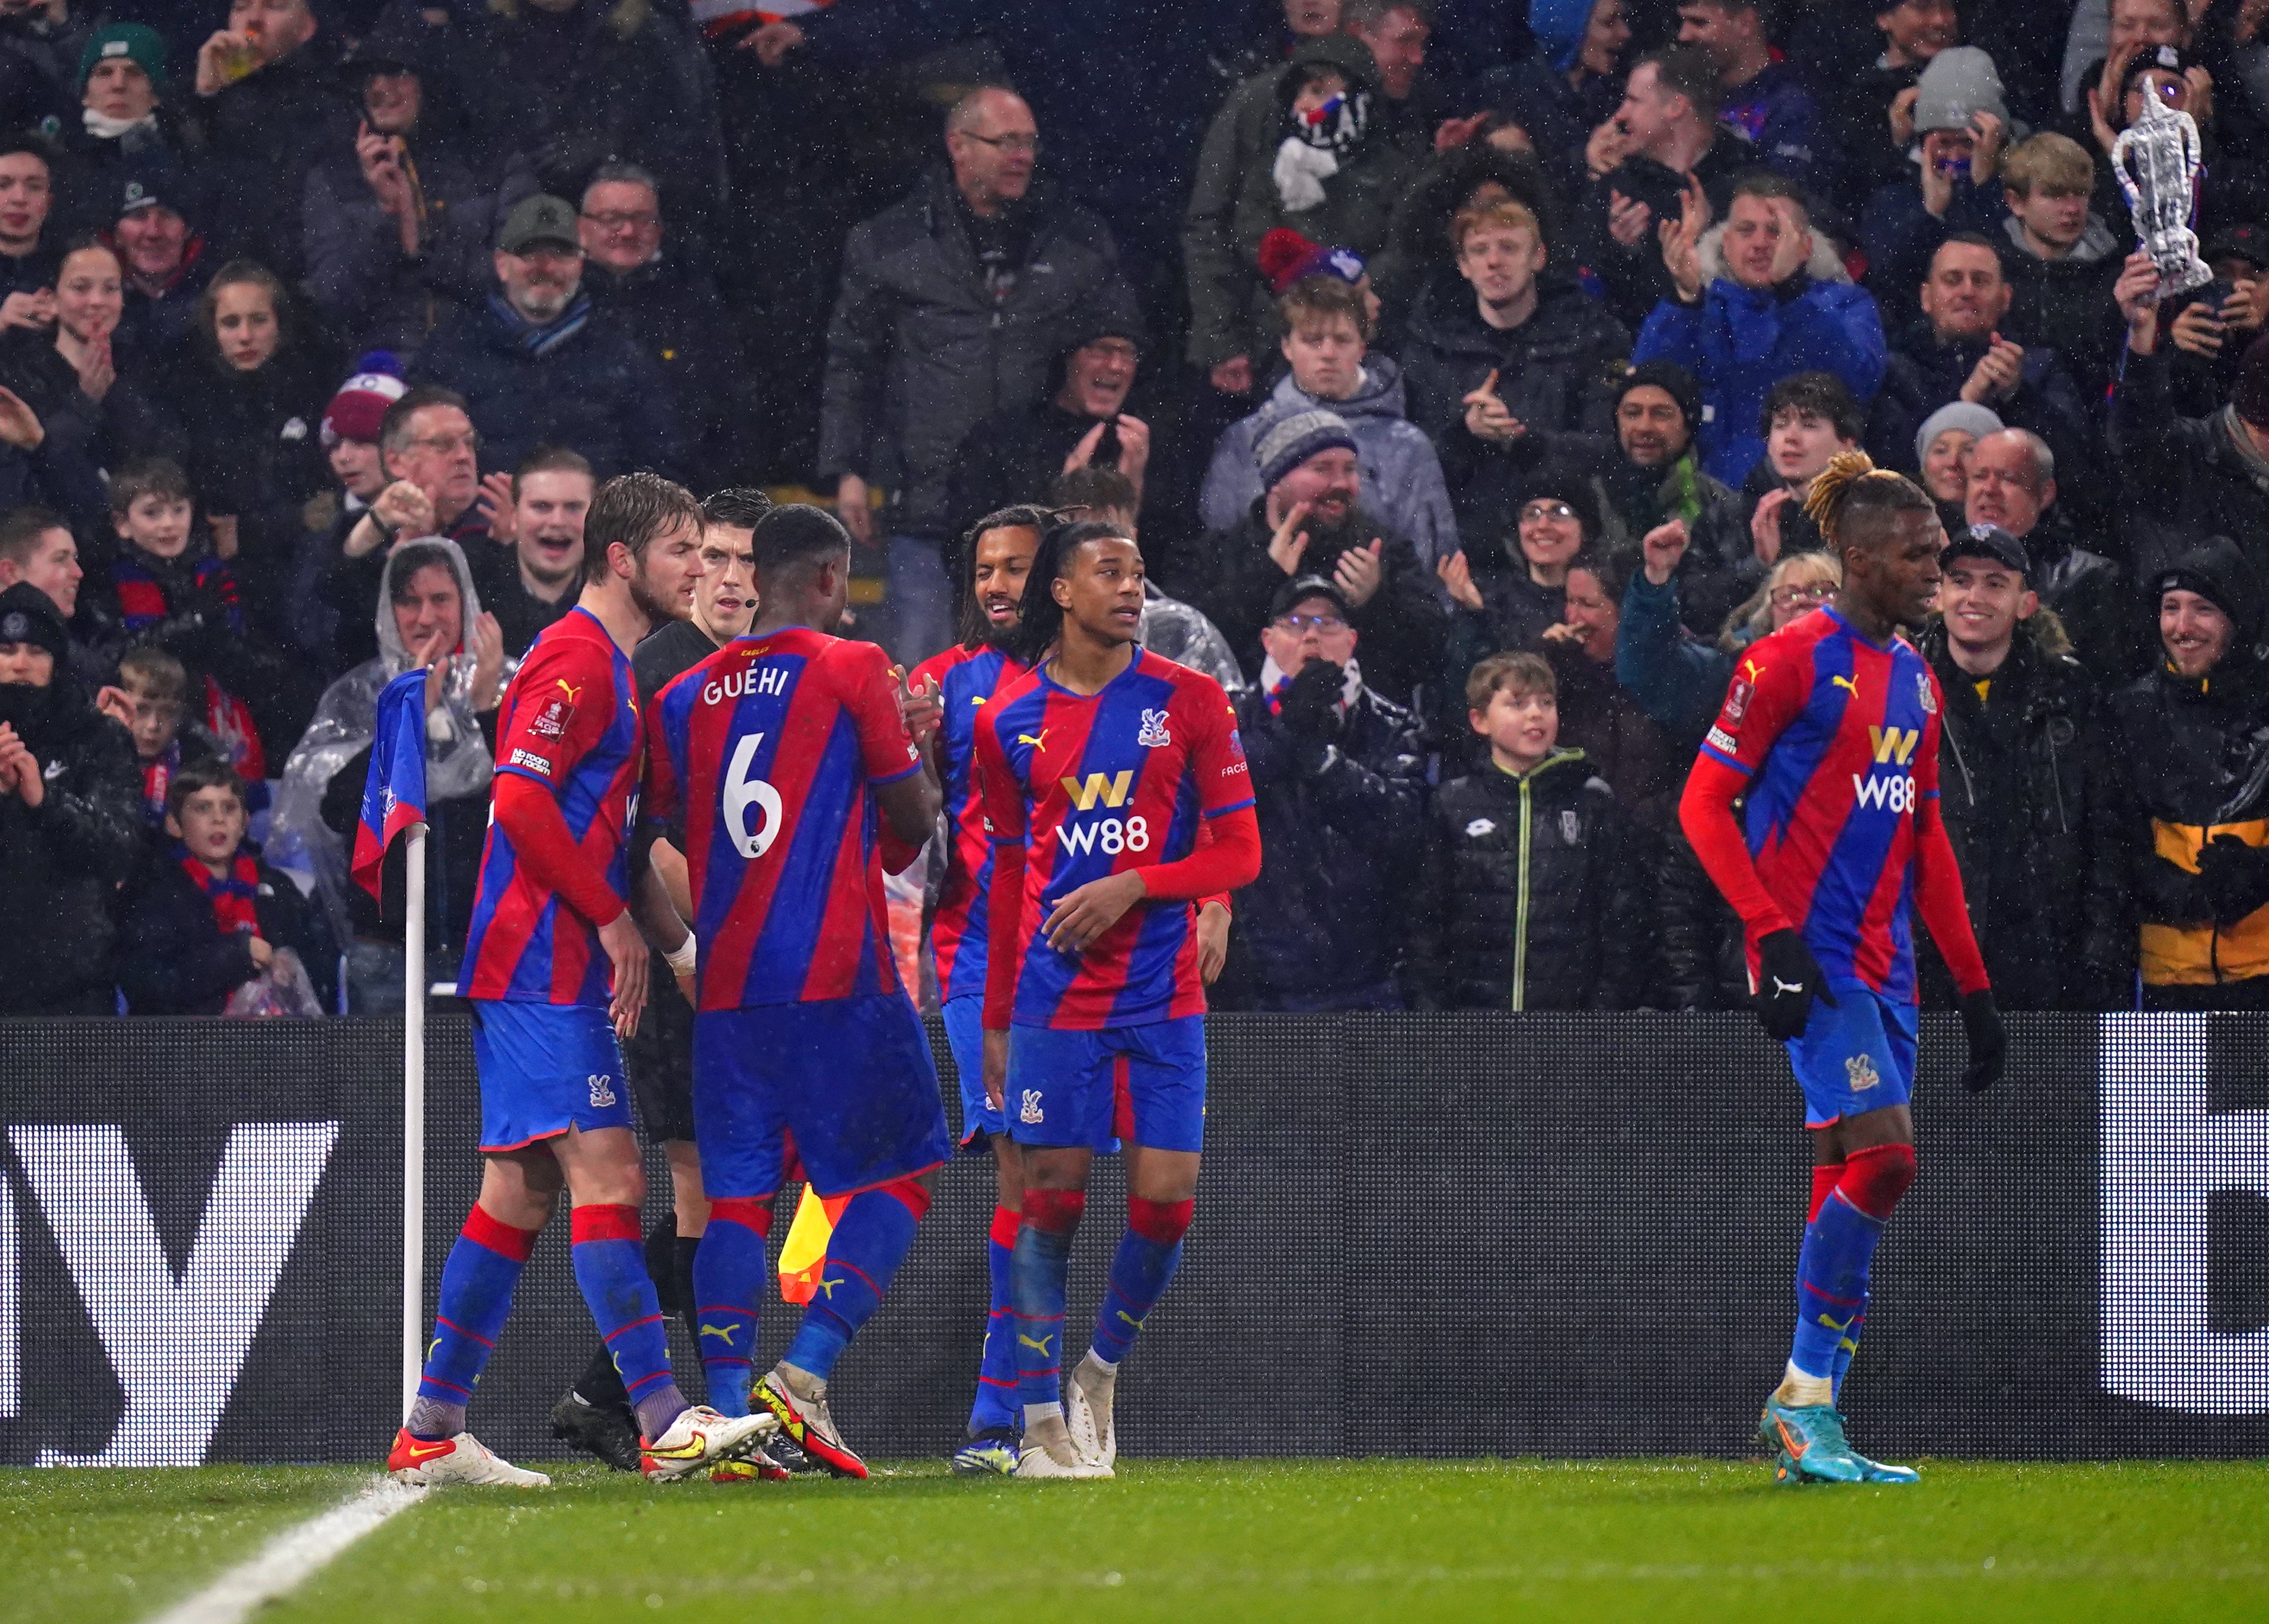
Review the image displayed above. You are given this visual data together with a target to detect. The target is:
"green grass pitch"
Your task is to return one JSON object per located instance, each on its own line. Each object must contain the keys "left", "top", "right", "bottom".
{"left": 6, "top": 1460, "right": 2268, "bottom": 1624}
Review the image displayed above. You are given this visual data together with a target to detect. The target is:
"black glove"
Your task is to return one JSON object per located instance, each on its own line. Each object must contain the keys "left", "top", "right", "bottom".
{"left": 1754, "top": 929, "right": 1835, "bottom": 1042}
{"left": 1277, "top": 660, "right": 1342, "bottom": 771}
{"left": 2195, "top": 835, "right": 2269, "bottom": 927}
{"left": 1957, "top": 988, "right": 2005, "bottom": 1093}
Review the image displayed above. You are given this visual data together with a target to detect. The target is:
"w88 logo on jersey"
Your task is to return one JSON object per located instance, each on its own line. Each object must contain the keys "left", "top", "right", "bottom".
{"left": 1851, "top": 725, "right": 1919, "bottom": 812}
{"left": 1057, "top": 814, "right": 1151, "bottom": 857}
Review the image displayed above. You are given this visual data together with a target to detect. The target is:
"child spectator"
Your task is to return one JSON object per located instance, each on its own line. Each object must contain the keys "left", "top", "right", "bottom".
{"left": 1744, "top": 372, "right": 1864, "bottom": 564}
{"left": 100, "top": 454, "right": 296, "bottom": 788}
{"left": 93, "top": 642, "right": 222, "bottom": 827}
{"left": 1995, "top": 132, "right": 2124, "bottom": 404}
{"left": 1404, "top": 651, "right": 1651, "bottom": 1010}
{"left": 115, "top": 758, "right": 331, "bottom": 1016}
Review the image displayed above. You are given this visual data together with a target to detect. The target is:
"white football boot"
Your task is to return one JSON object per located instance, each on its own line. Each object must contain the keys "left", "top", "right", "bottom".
{"left": 387, "top": 1429, "right": 549, "bottom": 1488}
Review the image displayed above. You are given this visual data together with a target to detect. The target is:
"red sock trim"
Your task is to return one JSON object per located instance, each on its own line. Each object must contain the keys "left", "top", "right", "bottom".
{"left": 708, "top": 1196, "right": 774, "bottom": 1238}
{"left": 1023, "top": 1187, "right": 1086, "bottom": 1234}
{"left": 1807, "top": 1163, "right": 1846, "bottom": 1225}
{"left": 878, "top": 1177, "right": 932, "bottom": 1222}
{"left": 1128, "top": 1196, "right": 1195, "bottom": 1245}
{"left": 463, "top": 1204, "right": 539, "bottom": 1263}
{"left": 1837, "top": 1143, "right": 1917, "bottom": 1221}
{"left": 570, "top": 1202, "right": 642, "bottom": 1244}
{"left": 988, "top": 1205, "right": 1022, "bottom": 1249}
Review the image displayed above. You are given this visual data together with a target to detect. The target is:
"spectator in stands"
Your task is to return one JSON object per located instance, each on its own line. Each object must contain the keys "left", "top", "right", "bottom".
{"left": 949, "top": 322, "right": 1151, "bottom": 571}
{"left": 1540, "top": 543, "right": 1677, "bottom": 830}
{"left": 1399, "top": 198, "right": 1628, "bottom": 549}
{"left": 0, "top": 1, "right": 92, "bottom": 137}
{"left": 1406, "top": 649, "right": 1650, "bottom": 1009}
{"left": 0, "top": 238, "right": 178, "bottom": 499}
{"left": 276, "top": 537, "right": 505, "bottom": 1013}
{"left": 191, "top": 0, "right": 343, "bottom": 281}
{"left": 1914, "top": 522, "right": 2127, "bottom": 1008}
{"left": 1216, "top": 573, "right": 1428, "bottom": 1012}
{"left": 819, "top": 86, "right": 1138, "bottom": 663}
{"left": 2109, "top": 537, "right": 2269, "bottom": 1011}
{"left": 0, "top": 501, "right": 93, "bottom": 682}
{"left": 414, "top": 193, "right": 689, "bottom": 483}
{"left": 576, "top": 163, "right": 744, "bottom": 489}
{"left": 1193, "top": 406, "right": 1444, "bottom": 702}
{"left": 1616, "top": 528, "right": 1840, "bottom": 740}
{"left": 1676, "top": 0, "right": 1838, "bottom": 201}
{"left": 303, "top": 54, "right": 532, "bottom": 360}
{"left": 473, "top": 446, "right": 589, "bottom": 657}
{"left": 1856, "top": 47, "right": 2012, "bottom": 328}
{"left": 1366, "top": 139, "right": 1556, "bottom": 342}
{"left": 1634, "top": 172, "right": 1887, "bottom": 486}
{"left": 1915, "top": 399, "right": 2004, "bottom": 534}
{"left": 1744, "top": 371, "right": 1864, "bottom": 566}
{"left": 1965, "top": 426, "right": 2144, "bottom": 682}
{"left": 1585, "top": 360, "right": 1749, "bottom": 635}
{"left": 92, "top": 643, "right": 222, "bottom": 828}
{"left": 1994, "top": 133, "right": 2125, "bottom": 404}
{"left": 285, "top": 360, "right": 407, "bottom": 666}
{"left": 1870, "top": 235, "right": 2098, "bottom": 519}
{"left": 1203, "top": 274, "right": 1457, "bottom": 567}
{"left": 111, "top": 167, "right": 212, "bottom": 359}
{"left": 0, "top": 579, "right": 139, "bottom": 1015}
{"left": 1823, "top": 0, "right": 1962, "bottom": 201}
{"left": 160, "top": 260, "right": 338, "bottom": 638}
{"left": 1581, "top": 45, "right": 1752, "bottom": 327}
{"left": 1477, "top": 0, "right": 1631, "bottom": 170}
{"left": 1049, "top": 466, "right": 1250, "bottom": 695}
{"left": 117, "top": 759, "right": 330, "bottom": 1016}
{"left": 2111, "top": 260, "right": 2269, "bottom": 585}
{"left": 0, "top": 132, "right": 57, "bottom": 318}
{"left": 1183, "top": 34, "right": 1414, "bottom": 396}
{"left": 51, "top": 24, "right": 186, "bottom": 243}
{"left": 323, "top": 384, "right": 490, "bottom": 671}
{"left": 1437, "top": 476, "right": 1593, "bottom": 683}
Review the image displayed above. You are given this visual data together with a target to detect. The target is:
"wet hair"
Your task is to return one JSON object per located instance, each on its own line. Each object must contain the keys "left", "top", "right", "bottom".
{"left": 1803, "top": 450, "right": 1934, "bottom": 550}
{"left": 386, "top": 540, "right": 457, "bottom": 602}
{"left": 583, "top": 471, "right": 703, "bottom": 587}
{"left": 110, "top": 455, "right": 191, "bottom": 514}
{"left": 117, "top": 642, "right": 187, "bottom": 702}
{"left": 1467, "top": 650, "right": 1555, "bottom": 712}
{"left": 166, "top": 757, "right": 248, "bottom": 822}
{"left": 701, "top": 487, "right": 774, "bottom": 530}
{"left": 1002, "top": 517, "right": 1132, "bottom": 667}
{"left": 511, "top": 445, "right": 591, "bottom": 498}
{"left": 955, "top": 502, "right": 1054, "bottom": 650}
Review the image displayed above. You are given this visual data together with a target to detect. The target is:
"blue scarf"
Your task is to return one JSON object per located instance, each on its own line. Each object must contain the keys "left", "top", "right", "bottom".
{"left": 487, "top": 290, "right": 591, "bottom": 359}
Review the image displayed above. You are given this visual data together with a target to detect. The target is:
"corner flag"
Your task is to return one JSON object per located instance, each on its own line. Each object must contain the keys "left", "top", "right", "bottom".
{"left": 353, "top": 670, "right": 429, "bottom": 903}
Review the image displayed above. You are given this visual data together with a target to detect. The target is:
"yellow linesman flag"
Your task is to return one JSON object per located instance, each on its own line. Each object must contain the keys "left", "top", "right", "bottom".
{"left": 777, "top": 1185, "right": 849, "bottom": 1304}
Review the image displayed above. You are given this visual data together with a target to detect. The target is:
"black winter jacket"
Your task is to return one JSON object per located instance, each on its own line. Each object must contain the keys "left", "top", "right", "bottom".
{"left": 2110, "top": 345, "right": 2269, "bottom": 586}
{"left": 1656, "top": 823, "right": 1750, "bottom": 1010}
{"left": 0, "top": 678, "right": 142, "bottom": 1014}
{"left": 115, "top": 843, "right": 332, "bottom": 1016}
{"left": 583, "top": 254, "right": 748, "bottom": 489}
{"left": 1213, "top": 677, "right": 1428, "bottom": 1008}
{"left": 818, "top": 170, "right": 1138, "bottom": 541}
{"left": 1398, "top": 275, "right": 1628, "bottom": 547}
{"left": 1917, "top": 622, "right": 2129, "bottom": 1009}
{"left": 195, "top": 40, "right": 352, "bottom": 281}
{"left": 1192, "top": 500, "right": 1448, "bottom": 707}
{"left": 1406, "top": 749, "right": 1651, "bottom": 1010}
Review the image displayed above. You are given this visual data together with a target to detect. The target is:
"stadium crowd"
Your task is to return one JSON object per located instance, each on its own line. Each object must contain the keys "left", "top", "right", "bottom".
{"left": 5, "top": 0, "right": 2269, "bottom": 1020}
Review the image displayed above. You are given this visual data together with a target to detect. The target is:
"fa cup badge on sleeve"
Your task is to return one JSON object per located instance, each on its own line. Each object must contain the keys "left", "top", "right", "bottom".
{"left": 2113, "top": 92, "right": 2213, "bottom": 299}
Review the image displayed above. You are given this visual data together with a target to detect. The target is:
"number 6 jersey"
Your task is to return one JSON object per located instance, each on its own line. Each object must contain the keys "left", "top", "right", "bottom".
{"left": 972, "top": 649, "right": 1253, "bottom": 1029}
{"left": 644, "top": 626, "right": 923, "bottom": 1012}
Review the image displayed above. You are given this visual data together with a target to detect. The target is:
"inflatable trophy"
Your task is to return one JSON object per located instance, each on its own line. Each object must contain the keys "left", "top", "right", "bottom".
{"left": 2112, "top": 91, "right": 2213, "bottom": 298}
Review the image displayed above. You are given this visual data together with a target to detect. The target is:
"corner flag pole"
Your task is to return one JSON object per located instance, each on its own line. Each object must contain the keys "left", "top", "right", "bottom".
{"left": 401, "top": 821, "right": 429, "bottom": 1418}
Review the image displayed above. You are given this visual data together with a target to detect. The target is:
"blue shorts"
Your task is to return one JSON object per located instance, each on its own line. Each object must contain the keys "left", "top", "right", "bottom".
{"left": 471, "top": 999, "right": 632, "bottom": 1153}
{"left": 692, "top": 994, "right": 952, "bottom": 1200}
{"left": 1007, "top": 1016, "right": 1206, "bottom": 1154}
{"left": 1787, "top": 983, "right": 1917, "bottom": 1128}
{"left": 947, "top": 996, "right": 1127, "bottom": 1153}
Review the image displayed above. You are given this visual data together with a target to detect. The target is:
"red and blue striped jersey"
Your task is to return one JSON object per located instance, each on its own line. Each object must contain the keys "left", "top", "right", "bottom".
{"left": 645, "top": 626, "right": 924, "bottom": 1012}
{"left": 1695, "top": 605, "right": 1947, "bottom": 1002}
{"left": 909, "top": 642, "right": 1026, "bottom": 1004}
{"left": 973, "top": 650, "right": 1252, "bottom": 1029}
{"left": 461, "top": 607, "right": 642, "bottom": 1005}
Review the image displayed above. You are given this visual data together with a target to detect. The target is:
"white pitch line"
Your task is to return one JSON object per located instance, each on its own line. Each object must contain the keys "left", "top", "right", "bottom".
{"left": 146, "top": 1477, "right": 425, "bottom": 1624}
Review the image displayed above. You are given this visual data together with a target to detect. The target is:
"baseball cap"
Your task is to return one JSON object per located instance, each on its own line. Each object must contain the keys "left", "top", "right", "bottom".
{"left": 497, "top": 194, "right": 580, "bottom": 256}
{"left": 1942, "top": 523, "right": 2028, "bottom": 576}
{"left": 1269, "top": 575, "right": 1352, "bottom": 622}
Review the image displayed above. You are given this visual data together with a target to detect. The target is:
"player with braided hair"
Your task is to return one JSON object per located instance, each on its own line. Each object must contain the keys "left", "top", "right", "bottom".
{"left": 1678, "top": 450, "right": 2006, "bottom": 1486}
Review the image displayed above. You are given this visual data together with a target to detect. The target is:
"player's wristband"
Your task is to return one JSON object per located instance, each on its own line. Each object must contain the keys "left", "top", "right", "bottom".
{"left": 664, "top": 933, "right": 697, "bottom": 977}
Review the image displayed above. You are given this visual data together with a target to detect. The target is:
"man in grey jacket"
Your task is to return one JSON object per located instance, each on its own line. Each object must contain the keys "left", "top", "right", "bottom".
{"left": 818, "top": 85, "right": 1140, "bottom": 664}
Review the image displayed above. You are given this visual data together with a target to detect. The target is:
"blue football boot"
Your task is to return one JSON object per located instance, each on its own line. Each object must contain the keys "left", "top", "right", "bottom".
{"left": 1758, "top": 1398, "right": 1865, "bottom": 1483}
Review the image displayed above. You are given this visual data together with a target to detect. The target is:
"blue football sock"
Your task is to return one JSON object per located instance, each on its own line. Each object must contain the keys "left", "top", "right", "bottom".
{"left": 407, "top": 1206, "right": 537, "bottom": 1437}
{"left": 571, "top": 1203, "right": 688, "bottom": 1441}
{"left": 1789, "top": 1192, "right": 1885, "bottom": 1384}
{"left": 969, "top": 1205, "right": 1023, "bottom": 1432}
{"left": 692, "top": 1198, "right": 773, "bottom": 1418}
{"left": 1832, "top": 1305, "right": 1867, "bottom": 1403}
{"left": 1011, "top": 1190, "right": 1084, "bottom": 1422}
{"left": 1088, "top": 1197, "right": 1191, "bottom": 1367}
{"left": 783, "top": 1182, "right": 928, "bottom": 1382}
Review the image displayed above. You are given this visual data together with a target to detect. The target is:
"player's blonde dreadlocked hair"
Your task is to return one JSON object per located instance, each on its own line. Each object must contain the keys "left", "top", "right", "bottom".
{"left": 1801, "top": 450, "right": 1933, "bottom": 549}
